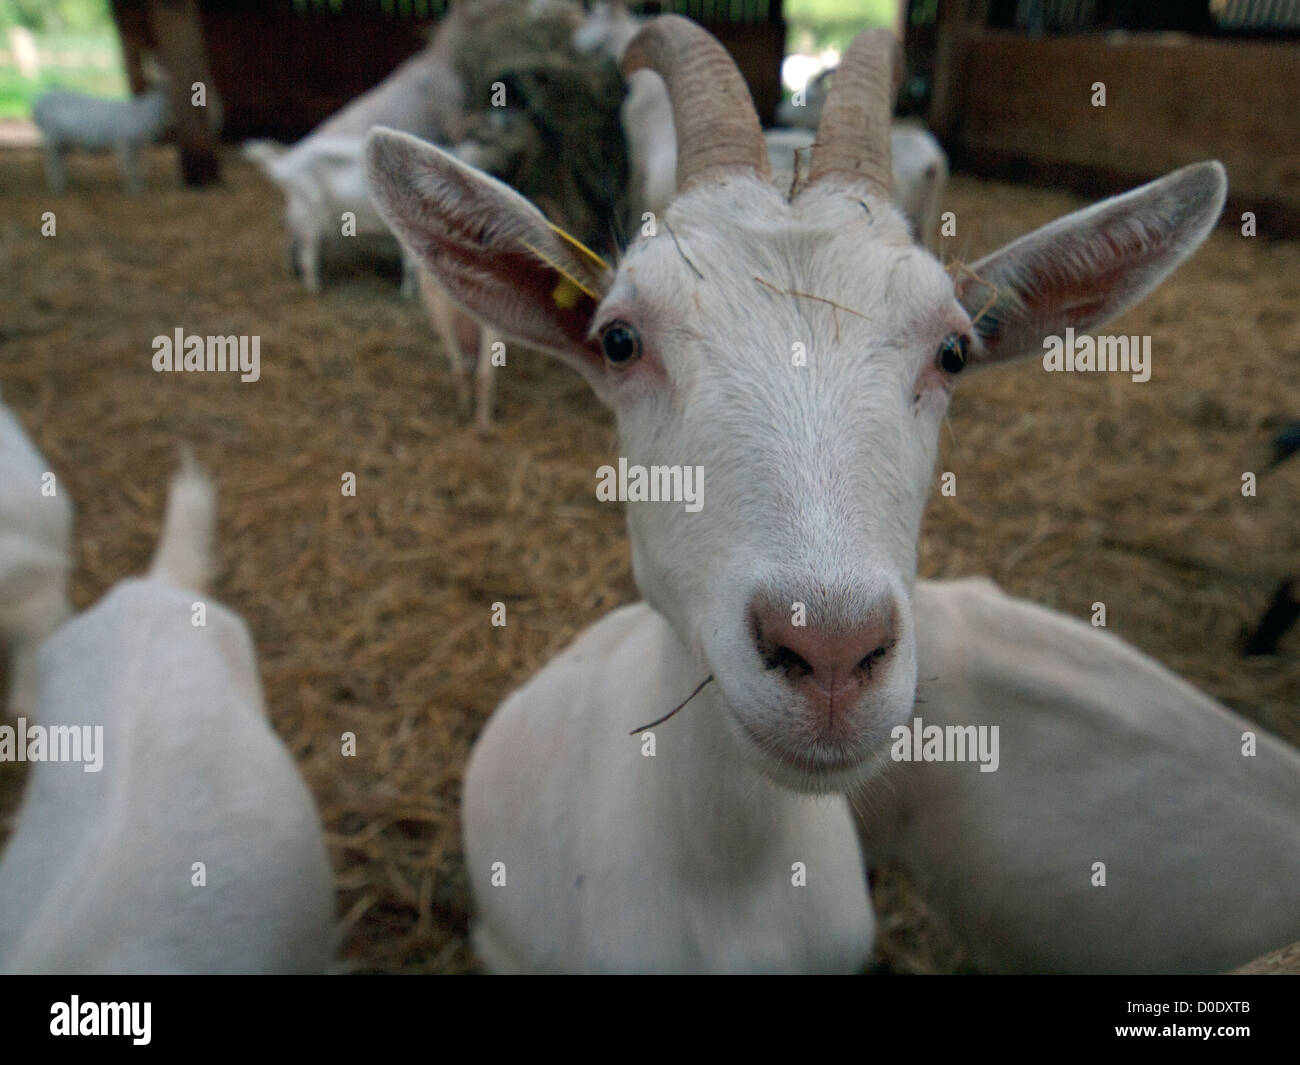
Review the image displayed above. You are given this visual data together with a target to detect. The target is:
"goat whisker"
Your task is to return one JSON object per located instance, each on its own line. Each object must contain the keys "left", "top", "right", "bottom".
{"left": 628, "top": 673, "right": 714, "bottom": 736}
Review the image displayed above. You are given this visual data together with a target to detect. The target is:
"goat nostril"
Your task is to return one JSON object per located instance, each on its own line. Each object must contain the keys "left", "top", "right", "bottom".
{"left": 751, "top": 600, "right": 898, "bottom": 694}
{"left": 764, "top": 644, "right": 814, "bottom": 679}
{"left": 856, "top": 639, "right": 895, "bottom": 677}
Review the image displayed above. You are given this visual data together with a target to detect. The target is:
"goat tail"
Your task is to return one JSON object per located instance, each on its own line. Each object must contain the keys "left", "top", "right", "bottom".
{"left": 242, "top": 139, "right": 288, "bottom": 180}
{"left": 148, "top": 447, "right": 216, "bottom": 594}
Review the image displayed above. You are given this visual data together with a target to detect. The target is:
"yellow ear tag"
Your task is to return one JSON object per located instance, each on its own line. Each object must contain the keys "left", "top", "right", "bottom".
{"left": 521, "top": 222, "right": 611, "bottom": 309}
{"left": 551, "top": 275, "right": 584, "bottom": 310}
{"left": 546, "top": 223, "right": 610, "bottom": 276}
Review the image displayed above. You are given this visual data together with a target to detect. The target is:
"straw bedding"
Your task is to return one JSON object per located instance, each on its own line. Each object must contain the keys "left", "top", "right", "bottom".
{"left": 0, "top": 145, "right": 1296, "bottom": 972}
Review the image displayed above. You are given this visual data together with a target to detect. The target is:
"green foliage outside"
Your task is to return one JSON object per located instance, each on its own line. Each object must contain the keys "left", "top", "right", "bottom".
{"left": 0, "top": 0, "right": 126, "bottom": 119}
{"left": 786, "top": 0, "right": 897, "bottom": 54}
{"left": 1, "top": 0, "right": 113, "bottom": 32}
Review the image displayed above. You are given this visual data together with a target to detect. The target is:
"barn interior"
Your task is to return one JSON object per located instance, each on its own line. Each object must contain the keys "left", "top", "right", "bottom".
{"left": 1, "top": 0, "right": 1297, "bottom": 975}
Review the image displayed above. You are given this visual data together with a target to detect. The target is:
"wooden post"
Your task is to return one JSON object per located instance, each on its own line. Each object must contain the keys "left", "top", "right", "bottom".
{"left": 110, "top": 0, "right": 154, "bottom": 97}
{"left": 145, "top": 0, "right": 221, "bottom": 187}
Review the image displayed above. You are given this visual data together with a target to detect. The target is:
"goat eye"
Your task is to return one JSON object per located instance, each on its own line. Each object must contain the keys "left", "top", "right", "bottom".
{"left": 601, "top": 321, "right": 641, "bottom": 365}
{"left": 937, "top": 333, "right": 969, "bottom": 374}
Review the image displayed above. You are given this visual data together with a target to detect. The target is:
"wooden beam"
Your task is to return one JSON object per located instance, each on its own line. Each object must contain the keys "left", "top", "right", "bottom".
{"left": 146, "top": 0, "right": 221, "bottom": 187}
{"left": 927, "top": 0, "right": 983, "bottom": 141}
{"left": 110, "top": 0, "right": 154, "bottom": 97}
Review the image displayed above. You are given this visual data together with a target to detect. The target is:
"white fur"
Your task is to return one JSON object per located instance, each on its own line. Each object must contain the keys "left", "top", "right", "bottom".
{"left": 0, "top": 398, "right": 73, "bottom": 718}
{"left": 414, "top": 267, "right": 501, "bottom": 433}
{"left": 0, "top": 466, "right": 336, "bottom": 974}
{"left": 465, "top": 601, "right": 873, "bottom": 973}
{"left": 32, "top": 88, "right": 170, "bottom": 194}
{"left": 859, "top": 579, "right": 1300, "bottom": 973}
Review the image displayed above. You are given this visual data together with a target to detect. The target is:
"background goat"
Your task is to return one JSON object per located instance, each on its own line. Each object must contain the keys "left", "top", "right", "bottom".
{"left": 32, "top": 84, "right": 171, "bottom": 195}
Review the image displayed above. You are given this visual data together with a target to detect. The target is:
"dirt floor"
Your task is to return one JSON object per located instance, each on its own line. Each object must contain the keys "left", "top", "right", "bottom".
{"left": 1, "top": 145, "right": 1297, "bottom": 973}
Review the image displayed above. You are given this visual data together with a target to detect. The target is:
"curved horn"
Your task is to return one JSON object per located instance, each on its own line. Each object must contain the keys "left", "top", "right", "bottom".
{"left": 623, "top": 15, "right": 770, "bottom": 191}
{"left": 806, "top": 28, "right": 901, "bottom": 197}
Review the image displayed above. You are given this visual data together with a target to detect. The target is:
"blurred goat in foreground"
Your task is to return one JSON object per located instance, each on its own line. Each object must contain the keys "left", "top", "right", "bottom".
{"left": 0, "top": 458, "right": 336, "bottom": 974}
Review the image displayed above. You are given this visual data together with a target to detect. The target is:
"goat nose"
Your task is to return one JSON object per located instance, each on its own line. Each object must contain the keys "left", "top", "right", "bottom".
{"left": 751, "top": 602, "right": 897, "bottom": 719}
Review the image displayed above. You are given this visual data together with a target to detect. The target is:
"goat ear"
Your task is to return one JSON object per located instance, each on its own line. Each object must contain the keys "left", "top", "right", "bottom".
{"left": 954, "top": 161, "right": 1226, "bottom": 367}
{"left": 364, "top": 128, "right": 611, "bottom": 377}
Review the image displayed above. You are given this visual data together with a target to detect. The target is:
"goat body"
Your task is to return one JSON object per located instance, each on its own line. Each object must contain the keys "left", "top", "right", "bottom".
{"left": 0, "top": 465, "right": 336, "bottom": 974}
{"left": 248, "top": 137, "right": 419, "bottom": 295}
{"left": 32, "top": 88, "right": 170, "bottom": 194}
{"left": 241, "top": 0, "right": 486, "bottom": 292}
{"left": 466, "top": 579, "right": 1300, "bottom": 974}
{"left": 859, "top": 579, "right": 1300, "bottom": 973}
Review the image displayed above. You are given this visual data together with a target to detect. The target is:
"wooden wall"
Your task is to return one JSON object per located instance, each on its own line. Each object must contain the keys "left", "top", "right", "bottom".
{"left": 928, "top": 25, "right": 1300, "bottom": 235}
{"left": 196, "top": 3, "right": 786, "bottom": 141}
{"left": 200, "top": 11, "right": 437, "bottom": 141}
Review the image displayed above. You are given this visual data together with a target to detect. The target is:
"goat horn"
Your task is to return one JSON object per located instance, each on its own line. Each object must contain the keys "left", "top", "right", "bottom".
{"left": 623, "top": 15, "right": 770, "bottom": 191}
{"left": 806, "top": 28, "right": 901, "bottom": 197}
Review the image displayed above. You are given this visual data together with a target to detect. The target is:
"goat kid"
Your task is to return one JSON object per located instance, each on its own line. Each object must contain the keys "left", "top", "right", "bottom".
{"left": 0, "top": 461, "right": 336, "bottom": 974}
{"left": 367, "top": 18, "right": 1228, "bottom": 971}
{"left": 33, "top": 86, "right": 171, "bottom": 195}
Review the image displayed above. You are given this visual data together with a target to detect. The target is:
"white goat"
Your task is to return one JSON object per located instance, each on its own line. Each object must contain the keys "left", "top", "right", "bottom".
{"left": 0, "top": 462, "right": 336, "bottom": 974}
{"left": 246, "top": 137, "right": 419, "bottom": 295}
{"left": 32, "top": 87, "right": 170, "bottom": 195}
{"left": 0, "top": 395, "right": 73, "bottom": 718}
{"left": 859, "top": 579, "right": 1300, "bottom": 973}
{"left": 367, "top": 18, "right": 1240, "bottom": 971}
{"left": 240, "top": 0, "right": 501, "bottom": 292}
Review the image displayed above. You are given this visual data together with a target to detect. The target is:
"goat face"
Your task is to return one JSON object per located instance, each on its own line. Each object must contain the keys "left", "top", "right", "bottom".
{"left": 599, "top": 177, "right": 954, "bottom": 789}
{"left": 367, "top": 17, "right": 1226, "bottom": 793}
